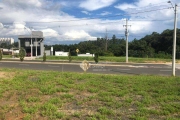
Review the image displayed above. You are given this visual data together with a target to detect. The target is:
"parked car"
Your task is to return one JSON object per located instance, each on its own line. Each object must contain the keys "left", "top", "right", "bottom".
{"left": 26, "top": 53, "right": 31, "bottom": 57}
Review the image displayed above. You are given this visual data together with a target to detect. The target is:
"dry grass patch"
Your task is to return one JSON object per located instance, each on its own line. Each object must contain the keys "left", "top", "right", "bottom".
{"left": 0, "top": 72, "right": 15, "bottom": 79}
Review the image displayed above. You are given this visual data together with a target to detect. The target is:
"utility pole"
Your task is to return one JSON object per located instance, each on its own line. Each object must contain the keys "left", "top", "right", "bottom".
{"left": 123, "top": 19, "right": 131, "bottom": 63}
{"left": 172, "top": 4, "right": 178, "bottom": 76}
{"left": 105, "top": 29, "right": 108, "bottom": 51}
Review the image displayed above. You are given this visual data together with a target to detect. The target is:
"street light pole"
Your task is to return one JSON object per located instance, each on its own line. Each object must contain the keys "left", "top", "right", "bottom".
{"left": 30, "top": 29, "right": 33, "bottom": 59}
{"left": 24, "top": 27, "right": 34, "bottom": 60}
{"left": 36, "top": 38, "right": 37, "bottom": 57}
{"left": 172, "top": 4, "right": 178, "bottom": 76}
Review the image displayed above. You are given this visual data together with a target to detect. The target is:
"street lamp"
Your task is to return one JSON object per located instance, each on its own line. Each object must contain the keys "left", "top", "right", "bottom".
{"left": 24, "top": 27, "right": 33, "bottom": 59}
{"left": 168, "top": 1, "right": 178, "bottom": 76}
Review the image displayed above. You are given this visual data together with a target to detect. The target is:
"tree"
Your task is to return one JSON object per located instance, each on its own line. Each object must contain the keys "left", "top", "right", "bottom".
{"left": 19, "top": 47, "right": 26, "bottom": 61}
{"left": 0, "top": 49, "right": 2, "bottom": 60}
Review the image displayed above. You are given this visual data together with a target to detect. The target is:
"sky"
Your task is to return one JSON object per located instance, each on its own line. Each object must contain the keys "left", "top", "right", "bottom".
{"left": 0, "top": 0, "right": 180, "bottom": 45}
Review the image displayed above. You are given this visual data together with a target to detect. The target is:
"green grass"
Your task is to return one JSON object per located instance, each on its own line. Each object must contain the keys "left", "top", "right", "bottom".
{"left": 2, "top": 55, "right": 12, "bottom": 58}
{"left": 37, "top": 56, "right": 177, "bottom": 63}
{"left": 0, "top": 68, "right": 180, "bottom": 119}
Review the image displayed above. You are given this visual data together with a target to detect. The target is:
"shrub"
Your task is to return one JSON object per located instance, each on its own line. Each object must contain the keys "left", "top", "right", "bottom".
{"left": 0, "top": 49, "right": 2, "bottom": 60}
{"left": 94, "top": 53, "right": 99, "bottom": 64}
{"left": 43, "top": 52, "right": 46, "bottom": 62}
{"left": 19, "top": 47, "right": 26, "bottom": 61}
{"left": 68, "top": 49, "right": 72, "bottom": 63}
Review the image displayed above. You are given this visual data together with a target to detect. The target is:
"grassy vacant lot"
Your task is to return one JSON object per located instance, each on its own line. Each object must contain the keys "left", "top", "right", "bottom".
{"left": 38, "top": 56, "right": 178, "bottom": 63}
{"left": 0, "top": 68, "right": 180, "bottom": 120}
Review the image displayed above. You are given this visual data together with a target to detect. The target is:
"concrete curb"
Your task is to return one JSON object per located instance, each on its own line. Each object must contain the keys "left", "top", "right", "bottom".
{"left": 1, "top": 58, "right": 180, "bottom": 65}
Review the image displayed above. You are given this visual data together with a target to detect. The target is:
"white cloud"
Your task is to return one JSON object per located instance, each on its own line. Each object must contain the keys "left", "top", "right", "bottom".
{"left": 115, "top": 3, "right": 136, "bottom": 10}
{"left": 2, "top": 0, "right": 42, "bottom": 8}
{"left": 79, "top": 0, "right": 116, "bottom": 11}
{"left": 0, "top": 0, "right": 180, "bottom": 45}
{"left": 99, "top": 11, "right": 112, "bottom": 16}
{"left": 114, "top": 0, "right": 180, "bottom": 35}
{"left": 81, "top": 11, "right": 91, "bottom": 15}
{"left": 42, "top": 29, "right": 59, "bottom": 38}
{"left": 64, "top": 30, "right": 94, "bottom": 40}
{"left": 0, "top": 23, "right": 3, "bottom": 28}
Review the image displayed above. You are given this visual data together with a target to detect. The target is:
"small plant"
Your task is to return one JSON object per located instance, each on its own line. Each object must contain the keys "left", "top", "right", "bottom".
{"left": 43, "top": 52, "right": 46, "bottom": 62}
{"left": 19, "top": 47, "right": 26, "bottom": 61}
{"left": 68, "top": 49, "right": 72, "bottom": 63}
{"left": 73, "top": 112, "right": 81, "bottom": 118}
{"left": 94, "top": 53, "right": 99, "bottom": 64}
{"left": 0, "top": 49, "right": 2, "bottom": 60}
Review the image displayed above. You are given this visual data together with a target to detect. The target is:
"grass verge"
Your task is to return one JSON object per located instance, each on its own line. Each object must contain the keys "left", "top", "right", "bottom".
{"left": 0, "top": 68, "right": 180, "bottom": 119}
{"left": 37, "top": 56, "right": 179, "bottom": 63}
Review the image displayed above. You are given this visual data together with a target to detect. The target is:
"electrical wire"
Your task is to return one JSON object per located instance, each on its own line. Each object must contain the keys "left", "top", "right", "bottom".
{"left": 13, "top": 7, "right": 173, "bottom": 24}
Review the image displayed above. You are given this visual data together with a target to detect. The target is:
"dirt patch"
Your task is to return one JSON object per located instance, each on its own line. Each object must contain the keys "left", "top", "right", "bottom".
{"left": 0, "top": 72, "right": 15, "bottom": 79}
{"left": 0, "top": 72, "right": 8, "bottom": 78}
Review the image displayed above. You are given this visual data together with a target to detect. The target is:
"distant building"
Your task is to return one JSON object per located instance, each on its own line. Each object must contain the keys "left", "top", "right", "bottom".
{"left": 78, "top": 53, "right": 94, "bottom": 57}
{"left": 55, "top": 51, "right": 68, "bottom": 56}
{"left": 18, "top": 31, "right": 44, "bottom": 57}
{"left": 0, "top": 38, "right": 14, "bottom": 45}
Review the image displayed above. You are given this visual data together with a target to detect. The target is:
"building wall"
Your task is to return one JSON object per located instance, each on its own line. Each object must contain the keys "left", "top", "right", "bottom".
{"left": 78, "top": 53, "right": 94, "bottom": 57}
{"left": 18, "top": 31, "right": 44, "bottom": 57}
{"left": 0, "top": 38, "right": 14, "bottom": 45}
{"left": 55, "top": 51, "right": 68, "bottom": 56}
{"left": 45, "top": 50, "right": 50, "bottom": 56}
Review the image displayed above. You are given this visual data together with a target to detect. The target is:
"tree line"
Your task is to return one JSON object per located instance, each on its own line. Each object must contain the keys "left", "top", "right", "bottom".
{"left": 1, "top": 28, "right": 180, "bottom": 59}
{"left": 44, "top": 29, "right": 180, "bottom": 59}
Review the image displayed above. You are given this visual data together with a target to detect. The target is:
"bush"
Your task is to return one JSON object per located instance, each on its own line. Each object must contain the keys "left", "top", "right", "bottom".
{"left": 43, "top": 52, "right": 46, "bottom": 62}
{"left": 19, "top": 47, "right": 26, "bottom": 61}
{"left": 154, "top": 51, "right": 171, "bottom": 59}
{"left": 0, "top": 49, "right": 2, "bottom": 60}
{"left": 68, "top": 49, "right": 72, "bottom": 63}
{"left": 94, "top": 53, "right": 99, "bottom": 64}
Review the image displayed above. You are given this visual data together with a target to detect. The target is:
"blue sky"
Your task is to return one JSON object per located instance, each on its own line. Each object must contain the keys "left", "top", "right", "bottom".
{"left": 0, "top": 0, "right": 180, "bottom": 45}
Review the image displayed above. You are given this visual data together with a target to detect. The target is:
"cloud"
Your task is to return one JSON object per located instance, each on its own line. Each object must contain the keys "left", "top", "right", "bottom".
{"left": 114, "top": 0, "right": 180, "bottom": 34}
{"left": 115, "top": 3, "right": 136, "bottom": 10}
{"left": 42, "top": 29, "right": 59, "bottom": 38}
{"left": 79, "top": 0, "right": 116, "bottom": 11}
{"left": 99, "top": 11, "right": 112, "bottom": 16}
{"left": 64, "top": 30, "right": 95, "bottom": 40}
{"left": 0, "top": 0, "right": 180, "bottom": 45}
{"left": 81, "top": 11, "right": 91, "bottom": 15}
{"left": 2, "top": 0, "right": 42, "bottom": 8}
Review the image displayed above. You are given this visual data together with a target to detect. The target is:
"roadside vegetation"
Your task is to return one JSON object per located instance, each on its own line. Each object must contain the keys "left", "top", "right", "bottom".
{"left": 37, "top": 56, "right": 178, "bottom": 63}
{"left": 0, "top": 68, "right": 179, "bottom": 120}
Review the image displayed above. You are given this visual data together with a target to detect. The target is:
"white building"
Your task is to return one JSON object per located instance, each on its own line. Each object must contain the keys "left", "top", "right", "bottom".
{"left": 55, "top": 51, "right": 68, "bottom": 56}
{"left": 0, "top": 38, "right": 14, "bottom": 45}
{"left": 78, "top": 53, "right": 94, "bottom": 57}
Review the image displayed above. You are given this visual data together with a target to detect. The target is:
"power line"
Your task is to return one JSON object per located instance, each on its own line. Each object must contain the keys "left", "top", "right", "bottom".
{"left": 0, "top": 17, "right": 174, "bottom": 30}
{"left": 8, "top": 7, "right": 172, "bottom": 24}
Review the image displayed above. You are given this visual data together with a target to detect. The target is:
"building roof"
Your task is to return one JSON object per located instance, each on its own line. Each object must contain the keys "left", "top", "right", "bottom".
{"left": 18, "top": 31, "right": 44, "bottom": 38}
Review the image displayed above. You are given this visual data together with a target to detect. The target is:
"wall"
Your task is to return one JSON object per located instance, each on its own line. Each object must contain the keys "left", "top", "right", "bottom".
{"left": 55, "top": 51, "right": 68, "bottom": 56}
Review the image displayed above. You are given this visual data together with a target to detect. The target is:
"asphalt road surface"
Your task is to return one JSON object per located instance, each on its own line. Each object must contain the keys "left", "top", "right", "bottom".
{"left": 0, "top": 61, "right": 180, "bottom": 76}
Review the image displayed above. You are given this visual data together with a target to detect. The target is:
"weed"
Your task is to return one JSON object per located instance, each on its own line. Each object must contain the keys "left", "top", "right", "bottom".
{"left": 41, "top": 103, "right": 57, "bottom": 116}
{"left": 98, "top": 107, "right": 114, "bottom": 115}
{"left": 23, "top": 114, "right": 31, "bottom": 120}
{"left": 0, "top": 68, "right": 180, "bottom": 119}
{"left": 23, "top": 105, "right": 39, "bottom": 114}
{"left": 60, "top": 93, "right": 74, "bottom": 99}
{"left": 73, "top": 112, "right": 81, "bottom": 118}
{"left": 27, "top": 97, "right": 40, "bottom": 102}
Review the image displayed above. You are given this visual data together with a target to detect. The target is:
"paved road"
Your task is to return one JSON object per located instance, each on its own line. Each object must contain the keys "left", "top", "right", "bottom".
{"left": 0, "top": 61, "right": 180, "bottom": 76}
